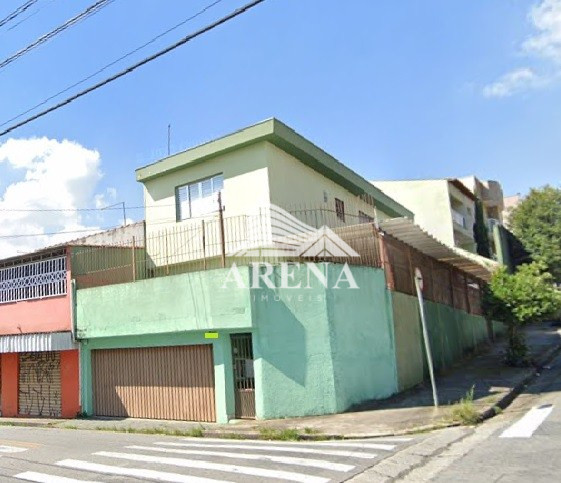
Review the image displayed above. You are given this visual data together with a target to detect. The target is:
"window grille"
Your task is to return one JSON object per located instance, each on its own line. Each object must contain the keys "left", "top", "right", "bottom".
{"left": 176, "top": 174, "right": 224, "bottom": 221}
{"left": 358, "top": 210, "right": 374, "bottom": 224}
{"left": 335, "top": 198, "right": 345, "bottom": 222}
{"left": 0, "top": 256, "right": 67, "bottom": 304}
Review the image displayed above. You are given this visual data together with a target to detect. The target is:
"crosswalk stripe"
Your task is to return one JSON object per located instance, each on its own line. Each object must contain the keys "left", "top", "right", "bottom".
{"left": 94, "top": 451, "right": 330, "bottom": 483}
{"left": 127, "top": 445, "right": 355, "bottom": 472}
{"left": 57, "top": 459, "right": 231, "bottom": 483}
{"left": 500, "top": 404, "right": 554, "bottom": 438}
{"left": 14, "top": 471, "right": 100, "bottom": 483}
{"left": 0, "top": 445, "right": 28, "bottom": 453}
{"left": 162, "top": 441, "right": 378, "bottom": 459}
{"left": 311, "top": 442, "right": 395, "bottom": 451}
{"left": 185, "top": 438, "right": 392, "bottom": 451}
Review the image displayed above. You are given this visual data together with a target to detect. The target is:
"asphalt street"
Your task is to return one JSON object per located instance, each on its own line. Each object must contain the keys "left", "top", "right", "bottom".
{"left": 3, "top": 352, "right": 561, "bottom": 482}
{"left": 398, "top": 350, "right": 561, "bottom": 482}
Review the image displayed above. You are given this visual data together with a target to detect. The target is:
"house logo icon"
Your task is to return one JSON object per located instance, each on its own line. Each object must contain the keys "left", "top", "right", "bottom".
{"left": 229, "top": 204, "right": 360, "bottom": 259}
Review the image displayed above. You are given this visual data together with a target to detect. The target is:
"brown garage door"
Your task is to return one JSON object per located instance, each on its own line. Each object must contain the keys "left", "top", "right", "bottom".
{"left": 92, "top": 345, "right": 216, "bottom": 422}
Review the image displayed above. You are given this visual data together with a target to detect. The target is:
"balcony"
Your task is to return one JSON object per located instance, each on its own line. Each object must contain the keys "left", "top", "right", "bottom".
{"left": 451, "top": 209, "right": 467, "bottom": 229}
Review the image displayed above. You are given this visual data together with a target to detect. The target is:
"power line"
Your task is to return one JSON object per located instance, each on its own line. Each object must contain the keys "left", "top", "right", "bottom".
{"left": 0, "top": 226, "right": 120, "bottom": 239}
{"left": 0, "top": 0, "right": 40, "bottom": 30}
{"left": 3, "top": 0, "right": 55, "bottom": 34}
{"left": 1, "top": 0, "right": 224, "bottom": 128}
{"left": 0, "top": 0, "right": 115, "bottom": 71}
{"left": 0, "top": 205, "right": 174, "bottom": 212}
{"left": 0, "top": 0, "right": 267, "bottom": 138}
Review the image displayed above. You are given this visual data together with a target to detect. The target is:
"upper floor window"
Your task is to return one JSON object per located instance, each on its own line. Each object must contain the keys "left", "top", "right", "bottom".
{"left": 335, "top": 198, "right": 345, "bottom": 222}
{"left": 0, "top": 256, "right": 67, "bottom": 304}
{"left": 358, "top": 211, "right": 374, "bottom": 224}
{"left": 176, "top": 174, "right": 224, "bottom": 221}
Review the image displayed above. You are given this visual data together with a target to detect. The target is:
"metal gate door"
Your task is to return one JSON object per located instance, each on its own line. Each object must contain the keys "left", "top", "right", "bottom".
{"left": 19, "top": 352, "right": 61, "bottom": 417}
{"left": 92, "top": 345, "right": 216, "bottom": 422}
{"left": 231, "top": 333, "right": 255, "bottom": 419}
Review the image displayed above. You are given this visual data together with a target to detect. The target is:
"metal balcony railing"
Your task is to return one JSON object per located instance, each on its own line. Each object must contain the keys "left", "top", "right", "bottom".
{"left": 451, "top": 209, "right": 467, "bottom": 229}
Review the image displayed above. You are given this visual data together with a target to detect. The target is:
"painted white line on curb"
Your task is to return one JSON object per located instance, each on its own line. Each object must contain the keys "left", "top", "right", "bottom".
{"left": 94, "top": 451, "right": 329, "bottom": 483}
{"left": 500, "top": 404, "right": 554, "bottom": 438}
{"left": 164, "top": 441, "right": 377, "bottom": 459}
{"left": 127, "top": 445, "right": 355, "bottom": 472}
{"left": 57, "top": 459, "right": 230, "bottom": 483}
{"left": 14, "top": 472, "right": 99, "bottom": 483}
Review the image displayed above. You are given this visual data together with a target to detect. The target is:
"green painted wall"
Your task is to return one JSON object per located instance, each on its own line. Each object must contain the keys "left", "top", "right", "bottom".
{"left": 391, "top": 292, "right": 425, "bottom": 391}
{"left": 80, "top": 331, "right": 235, "bottom": 423}
{"left": 391, "top": 291, "right": 494, "bottom": 391}
{"left": 250, "top": 264, "right": 399, "bottom": 419}
{"left": 327, "top": 266, "right": 398, "bottom": 412}
{"left": 251, "top": 264, "right": 337, "bottom": 419}
{"left": 76, "top": 267, "right": 253, "bottom": 339}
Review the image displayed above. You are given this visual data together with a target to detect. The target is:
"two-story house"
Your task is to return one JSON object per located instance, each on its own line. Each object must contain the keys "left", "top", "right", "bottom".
{"left": 0, "top": 246, "right": 79, "bottom": 418}
{"left": 0, "top": 223, "right": 144, "bottom": 419}
{"left": 372, "top": 178, "right": 478, "bottom": 253}
{"left": 75, "top": 120, "right": 495, "bottom": 424}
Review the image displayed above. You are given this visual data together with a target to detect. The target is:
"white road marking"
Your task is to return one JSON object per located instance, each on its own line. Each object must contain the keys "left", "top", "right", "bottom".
{"left": 14, "top": 472, "right": 99, "bottom": 483}
{"left": 57, "top": 459, "right": 231, "bottom": 483}
{"left": 95, "top": 451, "right": 330, "bottom": 483}
{"left": 127, "top": 444, "right": 355, "bottom": 472}
{"left": 311, "top": 442, "right": 395, "bottom": 451}
{"left": 0, "top": 445, "right": 28, "bottom": 453}
{"left": 500, "top": 404, "right": 554, "bottom": 438}
{"left": 164, "top": 441, "right": 377, "bottom": 459}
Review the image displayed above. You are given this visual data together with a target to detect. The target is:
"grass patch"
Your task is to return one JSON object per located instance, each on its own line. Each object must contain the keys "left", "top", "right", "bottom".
{"left": 221, "top": 432, "right": 246, "bottom": 440}
{"left": 258, "top": 427, "right": 300, "bottom": 441}
{"left": 450, "top": 386, "right": 482, "bottom": 425}
{"left": 90, "top": 425, "right": 205, "bottom": 437}
{"left": 492, "top": 405, "right": 503, "bottom": 416}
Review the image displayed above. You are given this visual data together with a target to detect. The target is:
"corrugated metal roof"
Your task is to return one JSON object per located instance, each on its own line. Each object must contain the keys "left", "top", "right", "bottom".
{"left": 379, "top": 217, "right": 497, "bottom": 281}
{"left": 0, "top": 331, "right": 77, "bottom": 353}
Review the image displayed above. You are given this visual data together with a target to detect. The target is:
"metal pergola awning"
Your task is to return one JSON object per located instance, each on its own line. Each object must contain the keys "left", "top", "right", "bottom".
{"left": 379, "top": 218, "right": 498, "bottom": 281}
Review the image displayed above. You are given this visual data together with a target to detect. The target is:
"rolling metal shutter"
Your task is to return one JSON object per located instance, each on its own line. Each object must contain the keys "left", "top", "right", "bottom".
{"left": 92, "top": 345, "right": 216, "bottom": 422}
{"left": 18, "top": 352, "right": 62, "bottom": 417}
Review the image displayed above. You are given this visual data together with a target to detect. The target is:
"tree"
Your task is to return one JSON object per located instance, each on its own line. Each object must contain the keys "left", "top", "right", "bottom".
{"left": 473, "top": 199, "right": 491, "bottom": 258}
{"left": 483, "top": 262, "right": 561, "bottom": 366}
{"left": 510, "top": 186, "right": 561, "bottom": 283}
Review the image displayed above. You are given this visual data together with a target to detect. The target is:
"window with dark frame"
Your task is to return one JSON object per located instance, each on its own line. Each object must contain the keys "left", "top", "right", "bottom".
{"left": 176, "top": 174, "right": 224, "bottom": 221}
{"left": 358, "top": 210, "right": 374, "bottom": 224}
{"left": 335, "top": 198, "right": 345, "bottom": 222}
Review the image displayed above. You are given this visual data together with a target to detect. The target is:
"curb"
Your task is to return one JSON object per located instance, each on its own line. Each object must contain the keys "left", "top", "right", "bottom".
{"left": 479, "top": 342, "right": 561, "bottom": 421}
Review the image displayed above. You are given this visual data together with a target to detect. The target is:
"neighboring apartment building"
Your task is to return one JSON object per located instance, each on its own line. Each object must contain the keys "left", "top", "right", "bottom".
{"left": 502, "top": 194, "right": 522, "bottom": 228}
{"left": 459, "top": 176, "right": 504, "bottom": 226}
{"left": 0, "top": 223, "right": 144, "bottom": 418}
{"left": 75, "top": 120, "right": 497, "bottom": 424}
{"left": 372, "top": 178, "right": 478, "bottom": 253}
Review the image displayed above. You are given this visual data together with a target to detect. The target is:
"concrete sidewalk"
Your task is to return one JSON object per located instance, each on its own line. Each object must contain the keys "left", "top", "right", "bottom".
{"left": 2, "top": 323, "right": 560, "bottom": 439}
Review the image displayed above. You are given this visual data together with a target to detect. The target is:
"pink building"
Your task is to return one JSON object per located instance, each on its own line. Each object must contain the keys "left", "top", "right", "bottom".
{"left": 0, "top": 246, "right": 79, "bottom": 418}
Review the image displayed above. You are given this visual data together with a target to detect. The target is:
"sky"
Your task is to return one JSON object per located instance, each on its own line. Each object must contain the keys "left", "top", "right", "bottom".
{"left": 0, "top": 0, "right": 560, "bottom": 255}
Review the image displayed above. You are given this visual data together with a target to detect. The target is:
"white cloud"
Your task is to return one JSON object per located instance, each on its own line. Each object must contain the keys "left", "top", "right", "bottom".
{"left": 482, "top": 68, "right": 540, "bottom": 98}
{"left": 0, "top": 137, "right": 111, "bottom": 257}
{"left": 483, "top": 0, "right": 561, "bottom": 97}
{"left": 523, "top": 0, "right": 561, "bottom": 62}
